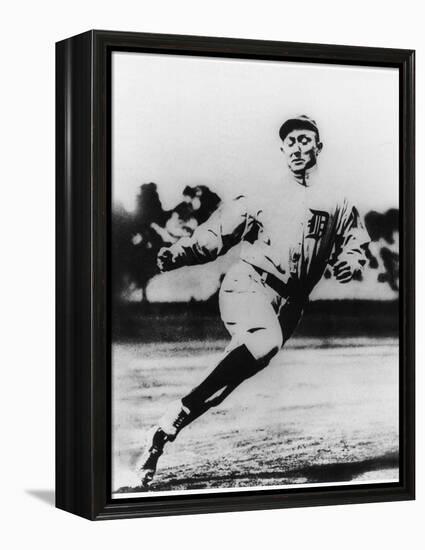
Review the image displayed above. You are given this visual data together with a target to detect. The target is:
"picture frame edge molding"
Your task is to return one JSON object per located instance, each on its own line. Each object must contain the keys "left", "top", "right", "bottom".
{"left": 55, "top": 30, "right": 415, "bottom": 521}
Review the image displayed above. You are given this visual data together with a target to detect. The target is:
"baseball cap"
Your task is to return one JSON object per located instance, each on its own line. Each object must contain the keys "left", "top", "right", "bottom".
{"left": 279, "top": 115, "right": 320, "bottom": 142}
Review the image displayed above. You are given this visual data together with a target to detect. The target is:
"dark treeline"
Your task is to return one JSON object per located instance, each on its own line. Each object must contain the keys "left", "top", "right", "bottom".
{"left": 112, "top": 183, "right": 220, "bottom": 301}
{"left": 364, "top": 209, "right": 399, "bottom": 292}
{"left": 112, "top": 184, "right": 399, "bottom": 302}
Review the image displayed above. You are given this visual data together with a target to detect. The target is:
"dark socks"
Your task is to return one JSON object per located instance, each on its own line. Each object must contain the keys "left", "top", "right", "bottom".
{"left": 181, "top": 345, "right": 260, "bottom": 413}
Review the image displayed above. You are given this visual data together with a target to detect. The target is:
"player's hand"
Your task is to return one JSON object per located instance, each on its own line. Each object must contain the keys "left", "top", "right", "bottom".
{"left": 333, "top": 259, "right": 354, "bottom": 283}
{"left": 157, "top": 247, "right": 177, "bottom": 272}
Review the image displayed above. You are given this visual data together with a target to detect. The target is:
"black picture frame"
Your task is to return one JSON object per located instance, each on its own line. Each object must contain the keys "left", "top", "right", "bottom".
{"left": 56, "top": 30, "right": 415, "bottom": 520}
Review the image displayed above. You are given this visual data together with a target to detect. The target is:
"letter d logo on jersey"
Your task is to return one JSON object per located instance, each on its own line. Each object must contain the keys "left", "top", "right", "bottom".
{"left": 306, "top": 209, "right": 329, "bottom": 240}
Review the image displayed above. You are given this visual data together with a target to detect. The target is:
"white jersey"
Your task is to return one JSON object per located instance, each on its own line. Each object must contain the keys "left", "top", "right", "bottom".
{"left": 169, "top": 176, "right": 370, "bottom": 300}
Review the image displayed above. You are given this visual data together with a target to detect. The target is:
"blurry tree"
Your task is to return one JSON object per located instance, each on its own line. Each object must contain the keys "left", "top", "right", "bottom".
{"left": 112, "top": 183, "right": 222, "bottom": 302}
{"left": 182, "top": 185, "right": 221, "bottom": 224}
{"left": 364, "top": 208, "right": 399, "bottom": 292}
{"left": 113, "top": 184, "right": 399, "bottom": 302}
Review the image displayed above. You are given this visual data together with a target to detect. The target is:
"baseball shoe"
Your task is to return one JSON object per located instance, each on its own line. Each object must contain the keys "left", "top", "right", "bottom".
{"left": 136, "top": 402, "right": 191, "bottom": 486}
{"left": 136, "top": 427, "right": 168, "bottom": 487}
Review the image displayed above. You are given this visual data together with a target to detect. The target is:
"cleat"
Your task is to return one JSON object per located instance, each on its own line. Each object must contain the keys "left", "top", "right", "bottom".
{"left": 139, "top": 467, "right": 155, "bottom": 488}
{"left": 136, "top": 402, "right": 191, "bottom": 486}
{"left": 136, "top": 427, "right": 168, "bottom": 487}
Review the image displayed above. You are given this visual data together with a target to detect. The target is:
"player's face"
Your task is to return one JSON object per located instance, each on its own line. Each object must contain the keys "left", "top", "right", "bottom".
{"left": 280, "top": 129, "right": 323, "bottom": 175}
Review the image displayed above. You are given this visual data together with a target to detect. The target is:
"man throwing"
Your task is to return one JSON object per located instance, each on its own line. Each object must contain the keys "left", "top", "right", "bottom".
{"left": 136, "top": 115, "right": 370, "bottom": 487}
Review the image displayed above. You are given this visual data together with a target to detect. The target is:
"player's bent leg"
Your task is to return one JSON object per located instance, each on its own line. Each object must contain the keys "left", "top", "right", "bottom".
{"left": 178, "top": 321, "right": 282, "bottom": 425}
{"left": 137, "top": 263, "right": 284, "bottom": 486}
{"left": 181, "top": 344, "right": 260, "bottom": 412}
{"left": 219, "top": 261, "right": 283, "bottom": 361}
{"left": 136, "top": 340, "right": 278, "bottom": 487}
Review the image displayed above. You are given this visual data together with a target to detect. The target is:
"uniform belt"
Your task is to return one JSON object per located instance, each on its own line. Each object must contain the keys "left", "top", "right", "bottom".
{"left": 252, "top": 265, "right": 289, "bottom": 298}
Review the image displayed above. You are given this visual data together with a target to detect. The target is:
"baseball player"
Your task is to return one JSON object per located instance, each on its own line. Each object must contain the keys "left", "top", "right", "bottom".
{"left": 136, "top": 115, "right": 370, "bottom": 487}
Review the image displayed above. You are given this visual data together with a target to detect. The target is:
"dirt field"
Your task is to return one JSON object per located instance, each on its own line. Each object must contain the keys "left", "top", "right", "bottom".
{"left": 112, "top": 337, "right": 399, "bottom": 495}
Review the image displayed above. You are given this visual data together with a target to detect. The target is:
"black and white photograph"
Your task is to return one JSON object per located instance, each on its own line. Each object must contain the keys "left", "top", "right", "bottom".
{"left": 2, "top": 0, "right": 422, "bottom": 541}
{"left": 110, "top": 52, "right": 400, "bottom": 498}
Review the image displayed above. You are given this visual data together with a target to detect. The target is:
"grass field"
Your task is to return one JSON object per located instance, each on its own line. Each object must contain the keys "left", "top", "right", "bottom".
{"left": 112, "top": 335, "right": 399, "bottom": 496}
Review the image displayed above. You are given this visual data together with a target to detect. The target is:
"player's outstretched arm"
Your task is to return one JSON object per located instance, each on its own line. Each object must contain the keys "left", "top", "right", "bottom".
{"left": 156, "top": 196, "right": 249, "bottom": 272}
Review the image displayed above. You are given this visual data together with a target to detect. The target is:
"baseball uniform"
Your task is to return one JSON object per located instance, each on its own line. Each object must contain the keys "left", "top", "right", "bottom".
{"left": 162, "top": 174, "right": 370, "bottom": 361}
{"left": 135, "top": 116, "right": 371, "bottom": 487}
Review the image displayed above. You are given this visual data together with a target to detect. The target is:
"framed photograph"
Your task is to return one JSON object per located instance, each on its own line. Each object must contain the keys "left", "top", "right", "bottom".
{"left": 56, "top": 30, "right": 415, "bottom": 520}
